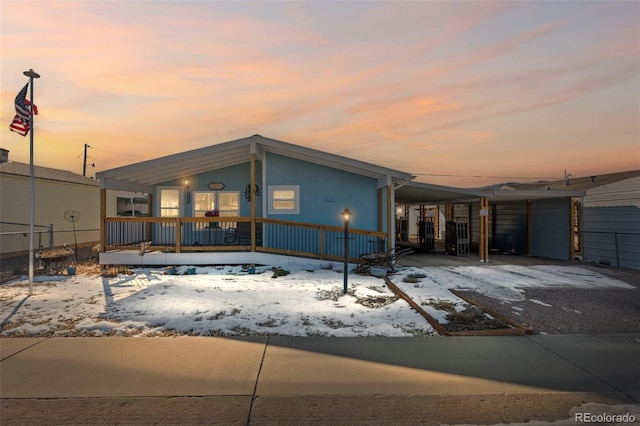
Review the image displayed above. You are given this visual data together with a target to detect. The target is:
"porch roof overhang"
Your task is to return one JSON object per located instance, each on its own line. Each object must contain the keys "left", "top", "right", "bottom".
{"left": 96, "top": 134, "right": 415, "bottom": 193}
{"left": 395, "top": 181, "right": 586, "bottom": 205}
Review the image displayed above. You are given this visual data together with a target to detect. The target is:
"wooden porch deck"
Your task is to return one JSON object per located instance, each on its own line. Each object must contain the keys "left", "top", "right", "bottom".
{"left": 101, "top": 217, "right": 389, "bottom": 266}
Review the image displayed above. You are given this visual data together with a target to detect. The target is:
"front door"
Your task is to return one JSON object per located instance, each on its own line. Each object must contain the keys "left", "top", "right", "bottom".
{"left": 157, "top": 187, "right": 182, "bottom": 245}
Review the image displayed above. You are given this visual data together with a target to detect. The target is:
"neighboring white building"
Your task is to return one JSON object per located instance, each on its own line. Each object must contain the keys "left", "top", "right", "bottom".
{"left": 505, "top": 170, "right": 640, "bottom": 269}
{"left": 581, "top": 174, "right": 640, "bottom": 269}
{"left": 0, "top": 148, "right": 100, "bottom": 255}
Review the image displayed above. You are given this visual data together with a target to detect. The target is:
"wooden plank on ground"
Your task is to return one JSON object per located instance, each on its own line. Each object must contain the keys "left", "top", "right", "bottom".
{"left": 450, "top": 289, "right": 533, "bottom": 335}
{"left": 383, "top": 277, "right": 450, "bottom": 336}
{"left": 385, "top": 278, "right": 534, "bottom": 337}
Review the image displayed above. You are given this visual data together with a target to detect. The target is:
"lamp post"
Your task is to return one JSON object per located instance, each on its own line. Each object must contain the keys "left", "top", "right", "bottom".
{"left": 342, "top": 208, "right": 351, "bottom": 294}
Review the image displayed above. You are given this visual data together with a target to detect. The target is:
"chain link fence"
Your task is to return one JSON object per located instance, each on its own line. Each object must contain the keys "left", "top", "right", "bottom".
{"left": 0, "top": 222, "right": 54, "bottom": 254}
{"left": 1, "top": 222, "right": 100, "bottom": 273}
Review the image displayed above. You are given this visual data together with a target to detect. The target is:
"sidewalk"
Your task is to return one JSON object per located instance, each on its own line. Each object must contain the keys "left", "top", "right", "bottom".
{"left": 1, "top": 335, "right": 639, "bottom": 425}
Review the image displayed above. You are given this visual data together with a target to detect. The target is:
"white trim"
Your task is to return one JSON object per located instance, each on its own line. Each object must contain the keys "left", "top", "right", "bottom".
{"left": 262, "top": 149, "right": 267, "bottom": 218}
{"left": 100, "top": 251, "right": 338, "bottom": 268}
{"left": 268, "top": 185, "right": 300, "bottom": 215}
{"left": 97, "top": 135, "right": 415, "bottom": 191}
{"left": 157, "top": 186, "right": 183, "bottom": 217}
{"left": 192, "top": 191, "right": 215, "bottom": 216}
{"left": 192, "top": 190, "right": 240, "bottom": 217}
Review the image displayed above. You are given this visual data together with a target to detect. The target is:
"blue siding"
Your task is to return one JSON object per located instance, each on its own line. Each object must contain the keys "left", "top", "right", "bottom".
{"left": 265, "top": 153, "right": 380, "bottom": 231}
{"left": 583, "top": 205, "right": 640, "bottom": 269}
{"left": 493, "top": 201, "right": 528, "bottom": 254}
{"left": 151, "top": 153, "right": 387, "bottom": 256}
{"left": 156, "top": 161, "right": 262, "bottom": 217}
{"left": 261, "top": 223, "right": 386, "bottom": 258}
{"left": 531, "top": 199, "right": 570, "bottom": 260}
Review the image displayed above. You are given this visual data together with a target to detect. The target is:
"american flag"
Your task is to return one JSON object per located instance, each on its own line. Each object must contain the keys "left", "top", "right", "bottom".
{"left": 9, "top": 83, "right": 38, "bottom": 137}
{"left": 9, "top": 116, "right": 29, "bottom": 136}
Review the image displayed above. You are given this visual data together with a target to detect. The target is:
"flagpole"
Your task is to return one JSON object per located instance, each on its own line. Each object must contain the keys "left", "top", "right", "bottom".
{"left": 24, "top": 68, "right": 40, "bottom": 296}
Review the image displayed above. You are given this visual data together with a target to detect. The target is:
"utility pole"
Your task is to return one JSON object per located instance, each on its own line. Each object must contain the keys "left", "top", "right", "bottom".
{"left": 83, "top": 143, "right": 90, "bottom": 176}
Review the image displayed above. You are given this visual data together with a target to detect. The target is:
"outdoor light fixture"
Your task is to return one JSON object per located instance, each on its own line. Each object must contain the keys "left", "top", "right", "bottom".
{"left": 342, "top": 208, "right": 352, "bottom": 223}
{"left": 342, "top": 208, "right": 352, "bottom": 294}
{"left": 184, "top": 180, "right": 191, "bottom": 204}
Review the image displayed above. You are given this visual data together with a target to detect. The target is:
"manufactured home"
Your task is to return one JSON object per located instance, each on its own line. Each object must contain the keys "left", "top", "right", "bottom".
{"left": 99, "top": 135, "right": 637, "bottom": 268}
{"left": 96, "top": 135, "right": 415, "bottom": 266}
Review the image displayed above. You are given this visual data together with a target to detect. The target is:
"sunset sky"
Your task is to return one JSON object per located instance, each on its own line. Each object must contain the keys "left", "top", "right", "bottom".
{"left": 1, "top": 1, "right": 638, "bottom": 187}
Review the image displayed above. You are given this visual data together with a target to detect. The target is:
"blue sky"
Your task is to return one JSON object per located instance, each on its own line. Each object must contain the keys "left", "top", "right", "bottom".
{"left": 1, "top": 1, "right": 638, "bottom": 186}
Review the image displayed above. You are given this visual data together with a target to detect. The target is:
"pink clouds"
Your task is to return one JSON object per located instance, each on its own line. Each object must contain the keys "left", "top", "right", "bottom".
{"left": 1, "top": 1, "right": 638, "bottom": 185}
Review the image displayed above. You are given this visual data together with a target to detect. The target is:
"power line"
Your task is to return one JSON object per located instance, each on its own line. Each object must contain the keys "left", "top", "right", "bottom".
{"left": 413, "top": 173, "right": 563, "bottom": 180}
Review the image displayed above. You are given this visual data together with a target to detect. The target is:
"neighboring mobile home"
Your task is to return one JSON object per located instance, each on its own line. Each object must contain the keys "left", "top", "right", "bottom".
{"left": 0, "top": 148, "right": 100, "bottom": 256}
{"left": 568, "top": 172, "right": 639, "bottom": 269}
{"left": 96, "top": 135, "right": 414, "bottom": 266}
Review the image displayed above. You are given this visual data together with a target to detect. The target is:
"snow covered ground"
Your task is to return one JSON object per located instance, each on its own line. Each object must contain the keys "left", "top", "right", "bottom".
{"left": 0, "top": 258, "right": 634, "bottom": 338}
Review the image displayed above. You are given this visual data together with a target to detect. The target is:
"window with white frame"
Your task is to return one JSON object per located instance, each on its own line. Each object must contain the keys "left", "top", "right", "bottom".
{"left": 268, "top": 185, "right": 299, "bottom": 214}
{"left": 194, "top": 192, "right": 215, "bottom": 217}
{"left": 159, "top": 188, "right": 180, "bottom": 217}
{"left": 193, "top": 191, "right": 239, "bottom": 217}
{"left": 217, "top": 192, "right": 239, "bottom": 216}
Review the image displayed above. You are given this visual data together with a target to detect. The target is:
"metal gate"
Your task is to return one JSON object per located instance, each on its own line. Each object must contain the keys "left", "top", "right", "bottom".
{"left": 446, "top": 217, "right": 469, "bottom": 256}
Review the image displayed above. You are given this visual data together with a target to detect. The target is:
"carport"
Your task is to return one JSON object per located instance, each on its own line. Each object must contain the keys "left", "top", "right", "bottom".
{"left": 395, "top": 182, "right": 585, "bottom": 262}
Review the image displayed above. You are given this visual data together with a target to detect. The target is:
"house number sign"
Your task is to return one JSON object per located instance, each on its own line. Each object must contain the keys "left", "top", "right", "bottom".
{"left": 208, "top": 182, "right": 225, "bottom": 190}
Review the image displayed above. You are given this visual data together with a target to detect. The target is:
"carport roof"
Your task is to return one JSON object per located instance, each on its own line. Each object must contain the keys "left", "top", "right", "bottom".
{"left": 395, "top": 181, "right": 585, "bottom": 204}
{"left": 395, "top": 181, "right": 487, "bottom": 204}
{"left": 487, "top": 188, "right": 585, "bottom": 201}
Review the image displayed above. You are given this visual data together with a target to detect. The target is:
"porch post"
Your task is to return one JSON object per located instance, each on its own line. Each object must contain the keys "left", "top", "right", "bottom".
{"left": 444, "top": 202, "right": 453, "bottom": 252}
{"left": 100, "top": 189, "right": 106, "bottom": 254}
{"left": 569, "top": 198, "right": 575, "bottom": 261}
{"left": 175, "top": 217, "right": 182, "bottom": 253}
{"left": 387, "top": 184, "right": 393, "bottom": 251}
{"left": 377, "top": 188, "right": 383, "bottom": 233}
{"left": 479, "top": 197, "right": 489, "bottom": 262}
{"left": 574, "top": 198, "right": 583, "bottom": 258}
{"left": 435, "top": 205, "right": 440, "bottom": 240}
{"left": 526, "top": 200, "right": 532, "bottom": 256}
{"left": 146, "top": 193, "right": 153, "bottom": 242}
{"left": 250, "top": 152, "right": 256, "bottom": 252}
{"left": 445, "top": 202, "right": 453, "bottom": 222}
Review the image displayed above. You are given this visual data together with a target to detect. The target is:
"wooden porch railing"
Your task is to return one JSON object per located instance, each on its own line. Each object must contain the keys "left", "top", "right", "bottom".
{"left": 103, "top": 216, "right": 387, "bottom": 262}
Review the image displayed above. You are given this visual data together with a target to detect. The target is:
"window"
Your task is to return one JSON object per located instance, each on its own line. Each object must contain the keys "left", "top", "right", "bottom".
{"left": 268, "top": 185, "right": 299, "bottom": 214}
{"left": 193, "top": 191, "right": 239, "bottom": 217}
{"left": 218, "top": 192, "right": 239, "bottom": 216}
{"left": 194, "top": 192, "right": 215, "bottom": 217}
{"left": 159, "top": 189, "right": 180, "bottom": 217}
